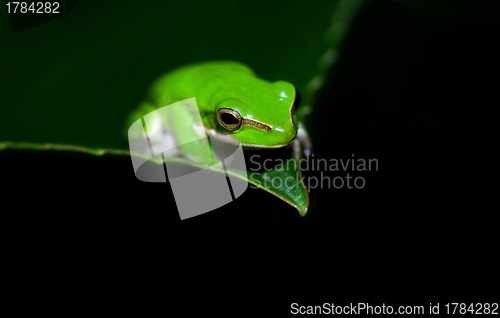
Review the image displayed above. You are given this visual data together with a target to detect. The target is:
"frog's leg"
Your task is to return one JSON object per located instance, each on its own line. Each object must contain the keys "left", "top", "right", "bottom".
{"left": 169, "top": 104, "right": 214, "bottom": 165}
{"left": 292, "top": 121, "right": 312, "bottom": 162}
{"left": 128, "top": 100, "right": 213, "bottom": 164}
{"left": 127, "top": 101, "right": 180, "bottom": 157}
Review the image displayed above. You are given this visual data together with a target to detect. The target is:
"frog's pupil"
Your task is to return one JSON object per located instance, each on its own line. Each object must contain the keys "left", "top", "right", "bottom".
{"left": 221, "top": 113, "right": 239, "bottom": 125}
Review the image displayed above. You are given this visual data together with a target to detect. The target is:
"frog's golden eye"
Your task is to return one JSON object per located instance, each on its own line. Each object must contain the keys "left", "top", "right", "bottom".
{"left": 217, "top": 108, "right": 242, "bottom": 131}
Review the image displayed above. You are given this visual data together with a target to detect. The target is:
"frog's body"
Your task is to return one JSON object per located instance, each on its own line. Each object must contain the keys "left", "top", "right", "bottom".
{"left": 126, "top": 60, "right": 309, "bottom": 163}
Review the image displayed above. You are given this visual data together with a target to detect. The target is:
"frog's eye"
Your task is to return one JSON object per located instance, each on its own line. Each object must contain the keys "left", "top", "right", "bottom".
{"left": 217, "top": 108, "right": 242, "bottom": 131}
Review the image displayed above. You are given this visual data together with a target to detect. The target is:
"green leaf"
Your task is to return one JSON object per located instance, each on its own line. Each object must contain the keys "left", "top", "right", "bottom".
{"left": 0, "top": 141, "right": 309, "bottom": 215}
{"left": 0, "top": 0, "right": 364, "bottom": 216}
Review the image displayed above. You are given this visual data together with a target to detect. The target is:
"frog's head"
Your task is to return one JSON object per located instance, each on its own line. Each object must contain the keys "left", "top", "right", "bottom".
{"left": 215, "top": 81, "right": 300, "bottom": 149}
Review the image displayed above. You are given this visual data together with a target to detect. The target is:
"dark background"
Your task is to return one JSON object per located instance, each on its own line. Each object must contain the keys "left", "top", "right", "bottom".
{"left": 2, "top": 0, "right": 498, "bottom": 314}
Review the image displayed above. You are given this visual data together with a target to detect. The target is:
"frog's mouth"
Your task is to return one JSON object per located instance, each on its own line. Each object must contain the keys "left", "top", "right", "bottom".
{"left": 240, "top": 140, "right": 294, "bottom": 150}
{"left": 204, "top": 126, "right": 295, "bottom": 149}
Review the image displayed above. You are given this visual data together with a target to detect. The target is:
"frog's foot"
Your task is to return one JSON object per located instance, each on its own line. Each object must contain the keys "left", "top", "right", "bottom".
{"left": 150, "top": 128, "right": 181, "bottom": 158}
{"left": 134, "top": 119, "right": 179, "bottom": 158}
{"left": 292, "top": 122, "right": 312, "bottom": 162}
{"left": 149, "top": 131, "right": 212, "bottom": 165}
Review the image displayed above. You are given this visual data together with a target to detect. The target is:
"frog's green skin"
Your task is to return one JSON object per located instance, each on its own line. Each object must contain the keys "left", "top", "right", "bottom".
{"left": 127, "top": 60, "right": 300, "bottom": 162}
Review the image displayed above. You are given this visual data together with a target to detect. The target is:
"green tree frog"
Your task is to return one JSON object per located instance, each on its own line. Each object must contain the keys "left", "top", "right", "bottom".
{"left": 126, "top": 60, "right": 311, "bottom": 163}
